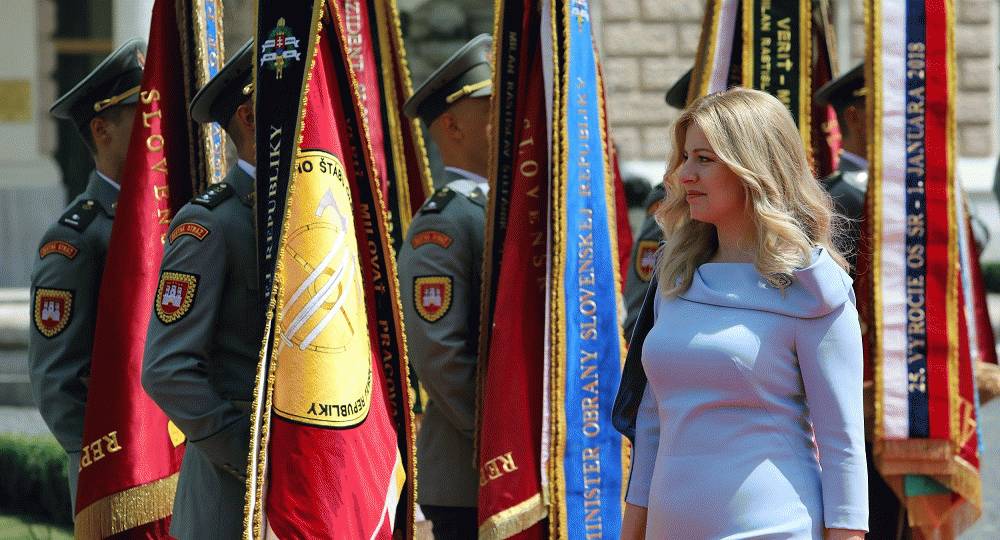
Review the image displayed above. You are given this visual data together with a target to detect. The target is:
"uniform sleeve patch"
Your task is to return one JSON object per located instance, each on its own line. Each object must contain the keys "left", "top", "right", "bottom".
{"left": 635, "top": 240, "right": 660, "bottom": 283}
{"left": 39, "top": 240, "right": 79, "bottom": 260}
{"left": 155, "top": 271, "right": 199, "bottom": 324}
{"left": 168, "top": 222, "right": 211, "bottom": 244}
{"left": 33, "top": 288, "right": 74, "bottom": 338}
{"left": 411, "top": 230, "right": 453, "bottom": 249}
{"left": 414, "top": 276, "right": 453, "bottom": 323}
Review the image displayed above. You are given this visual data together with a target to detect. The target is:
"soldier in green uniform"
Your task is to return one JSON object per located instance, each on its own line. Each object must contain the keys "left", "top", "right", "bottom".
{"left": 398, "top": 34, "right": 493, "bottom": 539}
{"left": 141, "top": 40, "right": 259, "bottom": 540}
{"left": 622, "top": 68, "right": 689, "bottom": 338}
{"left": 29, "top": 39, "right": 145, "bottom": 504}
{"left": 815, "top": 63, "right": 868, "bottom": 272}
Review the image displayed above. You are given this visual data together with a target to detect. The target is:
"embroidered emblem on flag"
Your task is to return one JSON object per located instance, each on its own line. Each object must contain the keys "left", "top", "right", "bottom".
{"left": 414, "top": 276, "right": 452, "bottom": 323}
{"left": 33, "top": 288, "right": 73, "bottom": 338}
{"left": 168, "top": 222, "right": 210, "bottom": 243}
{"left": 635, "top": 240, "right": 659, "bottom": 282}
{"left": 411, "top": 230, "right": 453, "bottom": 249}
{"left": 261, "top": 18, "right": 302, "bottom": 80}
{"left": 155, "top": 271, "right": 198, "bottom": 324}
{"left": 39, "top": 240, "right": 79, "bottom": 260}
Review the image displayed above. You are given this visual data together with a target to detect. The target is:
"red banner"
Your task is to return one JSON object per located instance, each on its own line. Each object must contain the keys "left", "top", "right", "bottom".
{"left": 967, "top": 214, "right": 998, "bottom": 366}
{"left": 810, "top": 1, "right": 839, "bottom": 177}
{"left": 610, "top": 144, "right": 632, "bottom": 288}
{"left": 339, "top": 0, "right": 432, "bottom": 252}
{"left": 74, "top": 0, "right": 199, "bottom": 536}
{"left": 477, "top": 1, "right": 548, "bottom": 537}
{"left": 382, "top": 1, "right": 434, "bottom": 218}
{"left": 337, "top": 0, "right": 389, "bottom": 199}
{"left": 251, "top": 2, "right": 413, "bottom": 537}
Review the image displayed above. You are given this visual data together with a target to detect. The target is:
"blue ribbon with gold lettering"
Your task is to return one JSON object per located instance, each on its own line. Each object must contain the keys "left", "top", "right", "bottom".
{"left": 553, "top": 1, "right": 625, "bottom": 538}
{"left": 197, "top": 0, "right": 227, "bottom": 187}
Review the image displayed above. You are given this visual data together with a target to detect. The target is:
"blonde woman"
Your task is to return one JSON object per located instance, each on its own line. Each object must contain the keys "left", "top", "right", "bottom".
{"left": 613, "top": 88, "right": 868, "bottom": 540}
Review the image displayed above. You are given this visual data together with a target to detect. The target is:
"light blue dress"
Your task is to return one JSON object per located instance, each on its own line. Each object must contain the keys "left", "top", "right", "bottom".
{"left": 626, "top": 249, "right": 868, "bottom": 539}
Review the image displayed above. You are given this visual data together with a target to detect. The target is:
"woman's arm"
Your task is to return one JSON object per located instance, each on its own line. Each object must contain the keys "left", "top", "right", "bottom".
{"left": 625, "top": 384, "right": 660, "bottom": 507}
{"left": 826, "top": 529, "right": 864, "bottom": 540}
{"left": 797, "top": 302, "right": 869, "bottom": 532}
{"left": 621, "top": 503, "right": 648, "bottom": 540}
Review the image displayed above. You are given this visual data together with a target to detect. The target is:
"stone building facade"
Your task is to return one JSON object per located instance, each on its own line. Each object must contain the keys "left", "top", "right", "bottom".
{"left": 1, "top": 0, "right": 998, "bottom": 288}
{"left": 597, "top": 0, "right": 999, "bottom": 162}
{"left": 595, "top": 0, "right": 1000, "bottom": 259}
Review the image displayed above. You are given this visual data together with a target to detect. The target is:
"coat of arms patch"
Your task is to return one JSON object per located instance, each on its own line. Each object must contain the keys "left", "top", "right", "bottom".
{"left": 155, "top": 271, "right": 199, "bottom": 324}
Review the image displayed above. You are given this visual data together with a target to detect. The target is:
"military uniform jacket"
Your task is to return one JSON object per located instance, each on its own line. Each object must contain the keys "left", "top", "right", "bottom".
{"left": 821, "top": 156, "right": 866, "bottom": 270}
{"left": 623, "top": 183, "right": 664, "bottom": 339}
{"left": 29, "top": 170, "right": 118, "bottom": 500}
{"left": 142, "top": 165, "right": 263, "bottom": 539}
{"left": 398, "top": 169, "right": 486, "bottom": 508}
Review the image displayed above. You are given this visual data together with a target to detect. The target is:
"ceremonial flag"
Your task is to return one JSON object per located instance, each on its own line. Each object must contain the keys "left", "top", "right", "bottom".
{"left": 337, "top": 0, "right": 433, "bottom": 414}
{"left": 690, "top": 0, "right": 838, "bottom": 174}
{"left": 479, "top": 3, "right": 631, "bottom": 538}
{"left": 74, "top": 0, "right": 224, "bottom": 537}
{"left": 867, "top": 0, "right": 984, "bottom": 534}
{"left": 548, "top": 1, "right": 627, "bottom": 538}
{"left": 246, "top": 1, "right": 414, "bottom": 538}
{"left": 477, "top": 0, "right": 550, "bottom": 537}
{"left": 689, "top": 0, "right": 741, "bottom": 98}
{"left": 336, "top": 0, "right": 433, "bottom": 252}
{"left": 608, "top": 120, "right": 633, "bottom": 287}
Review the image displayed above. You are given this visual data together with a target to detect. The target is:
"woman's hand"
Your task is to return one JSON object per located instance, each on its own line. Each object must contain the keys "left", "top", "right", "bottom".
{"left": 826, "top": 528, "right": 865, "bottom": 540}
{"left": 621, "top": 503, "right": 648, "bottom": 540}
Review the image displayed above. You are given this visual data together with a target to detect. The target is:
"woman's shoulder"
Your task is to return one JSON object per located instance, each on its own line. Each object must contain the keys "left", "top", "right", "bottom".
{"left": 677, "top": 248, "right": 853, "bottom": 319}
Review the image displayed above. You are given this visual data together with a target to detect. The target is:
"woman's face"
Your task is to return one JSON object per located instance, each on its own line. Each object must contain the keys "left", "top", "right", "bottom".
{"left": 677, "top": 123, "right": 748, "bottom": 228}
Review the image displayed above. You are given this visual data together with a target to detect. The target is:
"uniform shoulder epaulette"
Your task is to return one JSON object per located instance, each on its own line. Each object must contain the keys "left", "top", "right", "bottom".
{"left": 58, "top": 199, "right": 102, "bottom": 232}
{"left": 191, "top": 182, "right": 235, "bottom": 209}
{"left": 465, "top": 187, "right": 487, "bottom": 208}
{"left": 420, "top": 187, "right": 457, "bottom": 215}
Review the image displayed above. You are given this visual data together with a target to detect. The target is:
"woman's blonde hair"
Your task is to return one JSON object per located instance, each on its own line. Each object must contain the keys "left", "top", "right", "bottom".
{"left": 655, "top": 87, "right": 847, "bottom": 296}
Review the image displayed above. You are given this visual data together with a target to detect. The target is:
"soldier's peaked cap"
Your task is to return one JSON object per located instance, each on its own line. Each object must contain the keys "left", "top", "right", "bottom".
{"left": 50, "top": 39, "right": 146, "bottom": 128}
{"left": 665, "top": 68, "right": 693, "bottom": 109}
{"left": 815, "top": 63, "right": 866, "bottom": 110}
{"left": 190, "top": 39, "right": 254, "bottom": 125}
{"left": 403, "top": 34, "right": 493, "bottom": 125}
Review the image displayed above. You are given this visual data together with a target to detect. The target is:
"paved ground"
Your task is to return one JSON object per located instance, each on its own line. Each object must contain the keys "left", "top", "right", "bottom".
{"left": 0, "top": 407, "right": 47, "bottom": 437}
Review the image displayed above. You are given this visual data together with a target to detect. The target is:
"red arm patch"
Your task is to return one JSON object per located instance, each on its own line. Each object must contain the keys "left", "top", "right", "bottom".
{"left": 39, "top": 240, "right": 79, "bottom": 260}
{"left": 155, "top": 271, "right": 199, "bottom": 324}
{"left": 168, "top": 222, "right": 210, "bottom": 244}
{"left": 414, "top": 276, "right": 453, "bottom": 322}
{"left": 635, "top": 240, "right": 659, "bottom": 282}
{"left": 411, "top": 230, "right": 453, "bottom": 249}
{"left": 33, "top": 288, "right": 74, "bottom": 338}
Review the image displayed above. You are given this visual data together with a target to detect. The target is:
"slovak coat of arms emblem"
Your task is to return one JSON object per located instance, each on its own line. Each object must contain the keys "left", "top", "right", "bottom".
{"left": 414, "top": 276, "right": 453, "bottom": 323}
{"left": 635, "top": 240, "right": 660, "bottom": 283}
{"left": 261, "top": 17, "right": 302, "bottom": 79}
{"left": 155, "top": 271, "right": 198, "bottom": 324}
{"left": 33, "top": 288, "right": 73, "bottom": 338}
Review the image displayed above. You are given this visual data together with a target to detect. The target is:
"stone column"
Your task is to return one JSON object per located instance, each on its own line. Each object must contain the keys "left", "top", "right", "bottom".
{"left": 0, "top": 0, "right": 62, "bottom": 287}
{"left": 114, "top": 0, "right": 156, "bottom": 46}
